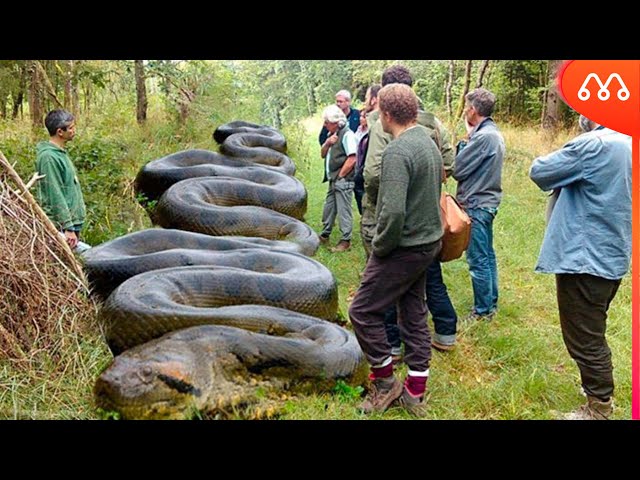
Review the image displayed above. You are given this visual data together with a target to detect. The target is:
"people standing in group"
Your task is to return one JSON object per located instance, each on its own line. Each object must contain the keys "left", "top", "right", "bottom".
{"left": 360, "top": 64, "right": 458, "bottom": 356}
{"left": 35, "top": 109, "right": 90, "bottom": 253}
{"left": 453, "top": 88, "right": 505, "bottom": 322}
{"left": 319, "top": 90, "right": 360, "bottom": 146}
{"left": 529, "top": 115, "right": 631, "bottom": 420}
{"left": 318, "top": 105, "right": 357, "bottom": 253}
{"left": 349, "top": 84, "right": 443, "bottom": 416}
{"left": 353, "top": 84, "right": 381, "bottom": 215}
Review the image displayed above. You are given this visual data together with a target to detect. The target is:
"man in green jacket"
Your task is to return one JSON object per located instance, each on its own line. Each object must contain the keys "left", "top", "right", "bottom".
{"left": 35, "top": 109, "right": 87, "bottom": 251}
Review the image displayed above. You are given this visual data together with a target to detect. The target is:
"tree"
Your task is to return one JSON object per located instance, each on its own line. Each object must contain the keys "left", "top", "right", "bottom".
{"left": 476, "top": 60, "right": 490, "bottom": 88}
{"left": 134, "top": 60, "right": 148, "bottom": 125}
{"left": 445, "top": 60, "right": 455, "bottom": 119}
{"left": 454, "top": 60, "right": 473, "bottom": 120}
{"left": 542, "top": 60, "right": 563, "bottom": 130}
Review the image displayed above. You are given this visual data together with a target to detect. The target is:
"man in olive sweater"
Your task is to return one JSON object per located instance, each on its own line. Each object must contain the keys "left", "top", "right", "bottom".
{"left": 35, "top": 109, "right": 87, "bottom": 251}
{"left": 349, "top": 84, "right": 443, "bottom": 416}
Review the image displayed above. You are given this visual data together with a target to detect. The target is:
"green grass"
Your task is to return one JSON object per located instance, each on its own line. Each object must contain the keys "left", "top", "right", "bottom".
{"left": 0, "top": 115, "right": 631, "bottom": 420}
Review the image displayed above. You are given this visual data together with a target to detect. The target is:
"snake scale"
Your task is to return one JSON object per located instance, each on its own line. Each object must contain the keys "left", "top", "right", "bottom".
{"left": 85, "top": 121, "right": 365, "bottom": 419}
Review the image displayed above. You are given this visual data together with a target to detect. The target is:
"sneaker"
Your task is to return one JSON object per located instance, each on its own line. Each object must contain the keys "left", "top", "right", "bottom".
{"left": 462, "top": 310, "right": 495, "bottom": 323}
{"left": 319, "top": 234, "right": 330, "bottom": 245}
{"left": 563, "top": 396, "right": 613, "bottom": 420}
{"left": 359, "top": 375, "right": 403, "bottom": 414}
{"left": 431, "top": 340, "right": 455, "bottom": 352}
{"left": 331, "top": 240, "right": 351, "bottom": 252}
{"left": 397, "top": 386, "right": 428, "bottom": 417}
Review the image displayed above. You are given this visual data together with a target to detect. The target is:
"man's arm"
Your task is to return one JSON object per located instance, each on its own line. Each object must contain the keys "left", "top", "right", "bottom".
{"left": 372, "top": 150, "right": 409, "bottom": 257}
{"left": 452, "top": 134, "right": 491, "bottom": 182}
{"left": 529, "top": 137, "right": 601, "bottom": 191}
{"left": 435, "top": 118, "right": 455, "bottom": 176}
{"left": 37, "top": 156, "right": 74, "bottom": 230}
{"left": 363, "top": 119, "right": 392, "bottom": 192}
{"left": 319, "top": 126, "right": 329, "bottom": 146}
{"left": 337, "top": 130, "right": 358, "bottom": 178}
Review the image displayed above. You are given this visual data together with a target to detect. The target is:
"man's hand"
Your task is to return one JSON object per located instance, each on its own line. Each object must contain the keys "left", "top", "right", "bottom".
{"left": 64, "top": 230, "right": 78, "bottom": 249}
{"left": 326, "top": 133, "right": 339, "bottom": 146}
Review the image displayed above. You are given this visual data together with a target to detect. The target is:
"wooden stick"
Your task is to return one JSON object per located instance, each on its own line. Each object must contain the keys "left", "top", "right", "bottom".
{"left": 0, "top": 150, "right": 86, "bottom": 283}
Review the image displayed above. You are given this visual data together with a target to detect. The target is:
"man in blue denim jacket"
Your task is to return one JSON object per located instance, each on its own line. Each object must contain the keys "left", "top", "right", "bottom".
{"left": 453, "top": 88, "right": 505, "bottom": 321}
{"left": 529, "top": 115, "right": 631, "bottom": 420}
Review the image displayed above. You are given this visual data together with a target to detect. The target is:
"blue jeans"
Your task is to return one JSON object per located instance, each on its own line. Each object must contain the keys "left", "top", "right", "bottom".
{"left": 384, "top": 260, "right": 458, "bottom": 348}
{"left": 466, "top": 207, "right": 498, "bottom": 315}
{"left": 426, "top": 261, "right": 457, "bottom": 345}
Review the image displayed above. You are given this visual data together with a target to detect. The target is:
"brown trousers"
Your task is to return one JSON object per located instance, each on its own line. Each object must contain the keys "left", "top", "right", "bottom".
{"left": 349, "top": 242, "right": 440, "bottom": 372}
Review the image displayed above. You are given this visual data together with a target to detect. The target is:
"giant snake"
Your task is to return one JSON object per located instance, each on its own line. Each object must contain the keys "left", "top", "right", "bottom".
{"left": 85, "top": 121, "right": 365, "bottom": 419}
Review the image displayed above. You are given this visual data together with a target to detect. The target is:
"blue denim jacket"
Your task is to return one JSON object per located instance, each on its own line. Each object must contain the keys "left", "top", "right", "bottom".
{"left": 453, "top": 118, "right": 505, "bottom": 209}
{"left": 529, "top": 127, "right": 631, "bottom": 280}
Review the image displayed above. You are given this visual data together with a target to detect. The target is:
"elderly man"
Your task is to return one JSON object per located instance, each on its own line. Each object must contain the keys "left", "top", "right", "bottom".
{"left": 530, "top": 115, "right": 631, "bottom": 420}
{"left": 318, "top": 104, "right": 357, "bottom": 252}
{"left": 319, "top": 89, "right": 360, "bottom": 145}
{"left": 349, "top": 84, "right": 443, "bottom": 416}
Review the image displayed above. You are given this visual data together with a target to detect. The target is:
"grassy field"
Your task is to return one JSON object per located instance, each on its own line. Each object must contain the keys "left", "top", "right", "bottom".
{"left": 0, "top": 112, "right": 631, "bottom": 420}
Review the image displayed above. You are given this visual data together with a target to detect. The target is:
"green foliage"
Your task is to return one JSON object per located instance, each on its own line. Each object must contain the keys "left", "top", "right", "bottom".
{"left": 333, "top": 380, "right": 364, "bottom": 400}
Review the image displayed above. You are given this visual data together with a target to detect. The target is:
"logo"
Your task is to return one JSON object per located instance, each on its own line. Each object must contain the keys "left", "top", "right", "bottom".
{"left": 578, "top": 73, "right": 630, "bottom": 101}
{"left": 558, "top": 60, "right": 640, "bottom": 136}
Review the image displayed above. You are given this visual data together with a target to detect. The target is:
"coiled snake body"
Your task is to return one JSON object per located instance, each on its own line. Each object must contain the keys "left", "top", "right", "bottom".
{"left": 88, "top": 121, "right": 364, "bottom": 419}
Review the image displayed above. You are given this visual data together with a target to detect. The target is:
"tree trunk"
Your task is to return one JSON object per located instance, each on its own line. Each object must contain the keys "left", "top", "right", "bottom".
{"left": 445, "top": 60, "right": 455, "bottom": 119}
{"left": 34, "top": 60, "right": 63, "bottom": 109}
{"left": 177, "top": 88, "right": 194, "bottom": 125}
{"left": 12, "top": 63, "right": 27, "bottom": 119}
{"left": 454, "top": 60, "right": 473, "bottom": 120}
{"left": 542, "top": 60, "right": 563, "bottom": 130}
{"left": 134, "top": 60, "right": 148, "bottom": 125}
{"left": 0, "top": 96, "right": 6, "bottom": 118}
{"left": 64, "top": 60, "right": 74, "bottom": 113}
{"left": 27, "top": 61, "right": 44, "bottom": 129}
{"left": 476, "top": 60, "right": 490, "bottom": 88}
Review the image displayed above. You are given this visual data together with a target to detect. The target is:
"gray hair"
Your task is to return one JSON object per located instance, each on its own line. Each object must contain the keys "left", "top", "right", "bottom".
{"left": 466, "top": 88, "right": 496, "bottom": 117}
{"left": 579, "top": 114, "right": 597, "bottom": 132}
{"left": 323, "top": 104, "right": 347, "bottom": 125}
{"left": 44, "top": 109, "right": 75, "bottom": 136}
{"left": 335, "top": 90, "right": 351, "bottom": 101}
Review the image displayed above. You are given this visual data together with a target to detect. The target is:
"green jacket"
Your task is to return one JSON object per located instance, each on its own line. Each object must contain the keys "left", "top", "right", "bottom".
{"left": 361, "top": 110, "right": 454, "bottom": 242}
{"left": 35, "top": 141, "right": 86, "bottom": 230}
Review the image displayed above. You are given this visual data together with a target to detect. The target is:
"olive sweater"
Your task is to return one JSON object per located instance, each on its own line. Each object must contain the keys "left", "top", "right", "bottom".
{"left": 372, "top": 125, "right": 443, "bottom": 257}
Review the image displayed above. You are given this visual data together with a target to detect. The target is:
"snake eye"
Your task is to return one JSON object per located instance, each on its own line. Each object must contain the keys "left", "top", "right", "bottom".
{"left": 141, "top": 366, "right": 153, "bottom": 377}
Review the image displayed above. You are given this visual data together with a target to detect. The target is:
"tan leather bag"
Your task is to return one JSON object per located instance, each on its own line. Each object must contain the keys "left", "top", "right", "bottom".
{"left": 439, "top": 186, "right": 471, "bottom": 262}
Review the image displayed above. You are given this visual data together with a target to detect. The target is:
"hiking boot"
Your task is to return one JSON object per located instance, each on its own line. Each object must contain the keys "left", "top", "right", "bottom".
{"left": 319, "top": 234, "right": 330, "bottom": 245}
{"left": 563, "top": 395, "right": 613, "bottom": 420}
{"left": 431, "top": 340, "right": 455, "bottom": 352}
{"left": 397, "top": 386, "right": 428, "bottom": 417}
{"left": 331, "top": 240, "right": 351, "bottom": 252}
{"left": 360, "top": 375, "right": 403, "bottom": 414}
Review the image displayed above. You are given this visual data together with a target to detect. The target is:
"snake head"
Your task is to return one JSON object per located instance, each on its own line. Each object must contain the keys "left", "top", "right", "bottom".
{"left": 94, "top": 344, "right": 205, "bottom": 420}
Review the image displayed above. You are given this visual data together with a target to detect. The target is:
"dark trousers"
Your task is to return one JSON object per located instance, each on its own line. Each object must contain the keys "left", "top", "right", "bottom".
{"left": 349, "top": 243, "right": 440, "bottom": 372}
{"left": 556, "top": 273, "right": 621, "bottom": 400}
{"left": 384, "top": 260, "right": 457, "bottom": 348}
{"left": 354, "top": 173, "right": 364, "bottom": 216}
